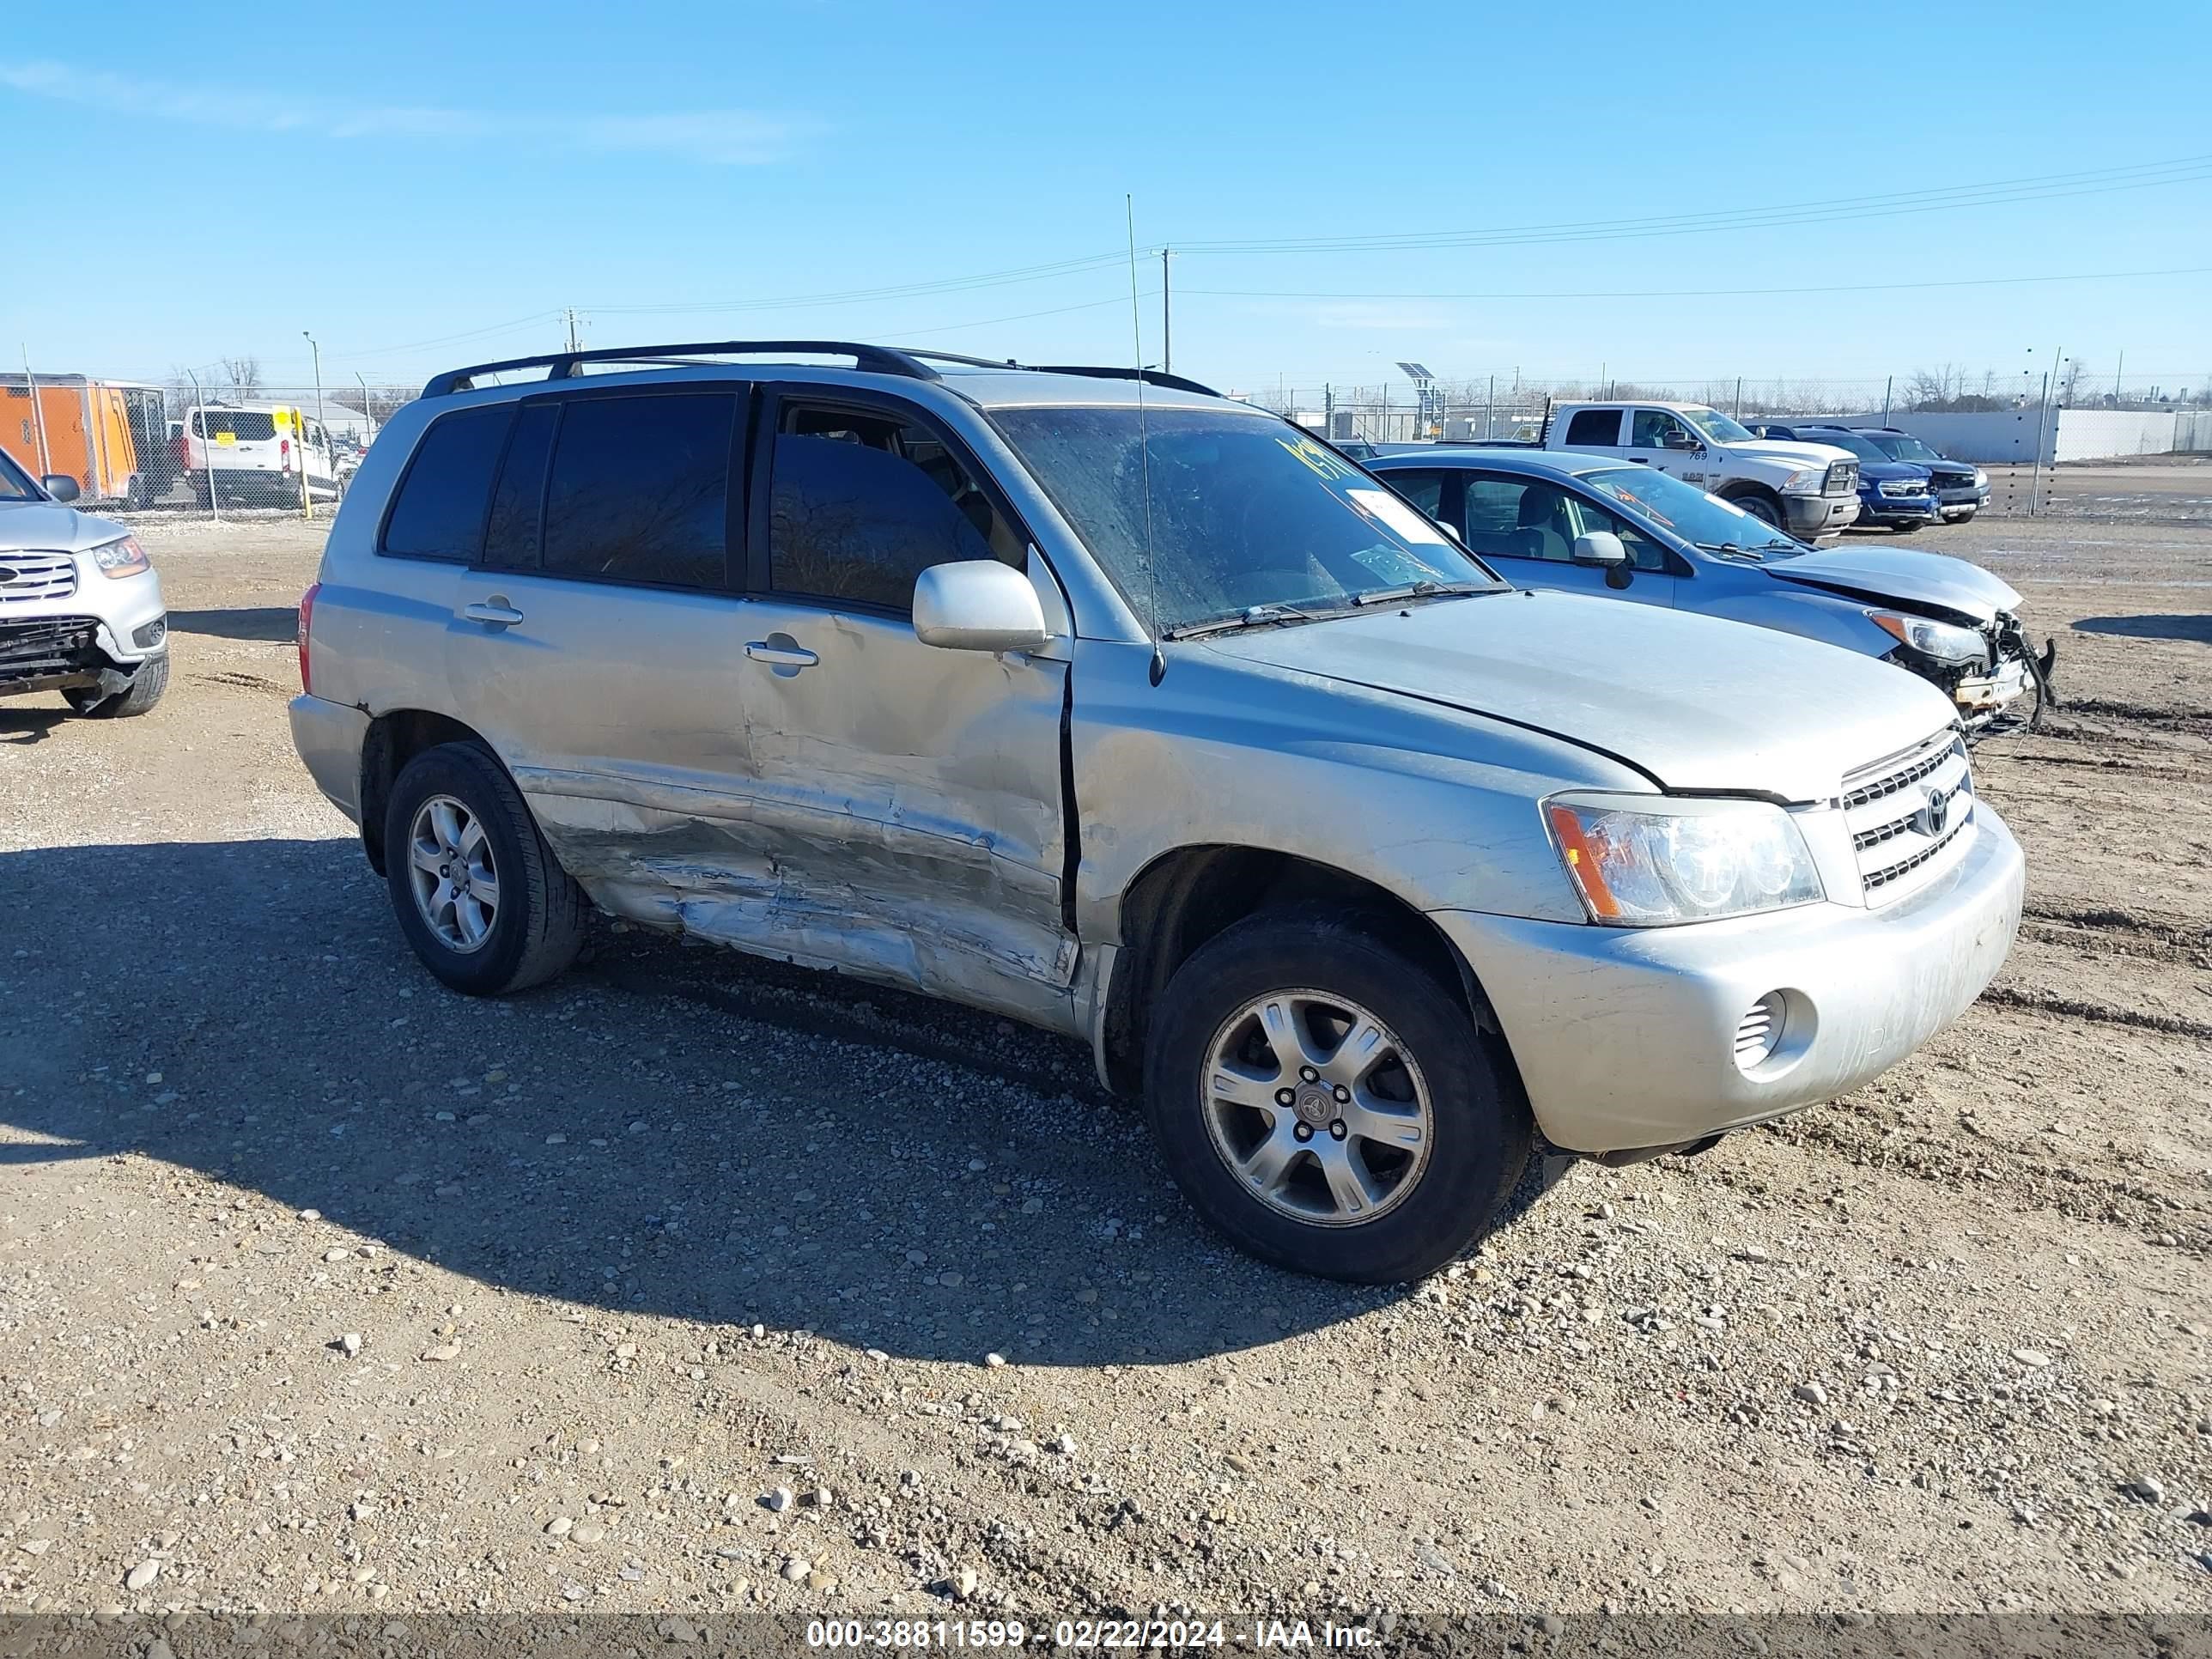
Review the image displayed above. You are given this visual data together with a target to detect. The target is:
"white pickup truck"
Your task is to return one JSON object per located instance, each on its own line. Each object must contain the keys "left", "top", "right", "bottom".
{"left": 1540, "top": 401, "right": 1861, "bottom": 541}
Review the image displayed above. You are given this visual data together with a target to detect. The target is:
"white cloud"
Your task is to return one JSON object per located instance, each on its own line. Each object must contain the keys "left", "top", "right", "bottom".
{"left": 0, "top": 59, "right": 805, "bottom": 165}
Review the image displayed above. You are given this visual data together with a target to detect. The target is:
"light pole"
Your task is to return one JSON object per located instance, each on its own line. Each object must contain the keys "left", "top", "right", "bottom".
{"left": 301, "top": 330, "right": 326, "bottom": 437}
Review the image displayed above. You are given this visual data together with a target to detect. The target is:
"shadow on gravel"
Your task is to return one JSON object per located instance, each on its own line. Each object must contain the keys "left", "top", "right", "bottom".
{"left": 0, "top": 838, "right": 1421, "bottom": 1366}
{"left": 168, "top": 605, "right": 301, "bottom": 643}
{"left": 2071, "top": 612, "right": 2212, "bottom": 643}
{"left": 0, "top": 708, "right": 71, "bottom": 744}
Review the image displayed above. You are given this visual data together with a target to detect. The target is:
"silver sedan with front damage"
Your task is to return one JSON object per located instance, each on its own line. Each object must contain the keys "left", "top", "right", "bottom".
{"left": 290, "top": 343, "right": 2023, "bottom": 1282}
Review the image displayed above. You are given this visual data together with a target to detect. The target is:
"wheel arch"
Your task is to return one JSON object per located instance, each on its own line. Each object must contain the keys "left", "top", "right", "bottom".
{"left": 358, "top": 709, "right": 501, "bottom": 876}
{"left": 1098, "top": 844, "right": 1510, "bottom": 1098}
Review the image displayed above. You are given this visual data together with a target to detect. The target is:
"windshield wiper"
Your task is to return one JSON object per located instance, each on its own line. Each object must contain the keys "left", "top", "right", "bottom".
{"left": 1349, "top": 579, "right": 1493, "bottom": 605}
{"left": 1695, "top": 539, "right": 1797, "bottom": 562}
{"left": 1162, "top": 603, "right": 1329, "bottom": 641}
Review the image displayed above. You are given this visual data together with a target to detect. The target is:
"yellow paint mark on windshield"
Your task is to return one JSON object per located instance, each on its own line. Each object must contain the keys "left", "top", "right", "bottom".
{"left": 1274, "top": 434, "right": 1359, "bottom": 483}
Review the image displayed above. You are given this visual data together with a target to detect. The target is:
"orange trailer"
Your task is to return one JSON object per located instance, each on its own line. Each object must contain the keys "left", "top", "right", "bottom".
{"left": 1, "top": 374, "right": 173, "bottom": 507}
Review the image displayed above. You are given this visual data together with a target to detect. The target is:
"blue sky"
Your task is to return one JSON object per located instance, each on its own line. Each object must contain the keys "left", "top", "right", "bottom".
{"left": 9, "top": 0, "right": 2210, "bottom": 399}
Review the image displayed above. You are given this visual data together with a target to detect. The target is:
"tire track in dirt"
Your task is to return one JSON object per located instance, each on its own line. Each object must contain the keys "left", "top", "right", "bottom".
{"left": 2017, "top": 901, "right": 2212, "bottom": 966}
{"left": 1977, "top": 984, "right": 2212, "bottom": 1042}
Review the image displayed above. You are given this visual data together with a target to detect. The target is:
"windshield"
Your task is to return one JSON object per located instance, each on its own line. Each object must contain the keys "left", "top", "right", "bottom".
{"left": 991, "top": 405, "right": 1505, "bottom": 633}
{"left": 1678, "top": 405, "right": 1755, "bottom": 444}
{"left": 193, "top": 410, "right": 278, "bottom": 441}
{"left": 1804, "top": 428, "right": 1887, "bottom": 462}
{"left": 0, "top": 446, "right": 36, "bottom": 501}
{"left": 1577, "top": 465, "right": 1805, "bottom": 559}
{"left": 1869, "top": 431, "right": 1945, "bottom": 464}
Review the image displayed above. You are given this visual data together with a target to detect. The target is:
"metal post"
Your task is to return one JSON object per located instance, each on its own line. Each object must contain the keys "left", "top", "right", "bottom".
{"left": 1160, "top": 246, "right": 1171, "bottom": 375}
{"left": 1734, "top": 376, "right": 1743, "bottom": 419}
{"left": 20, "top": 347, "right": 52, "bottom": 477}
{"left": 356, "top": 372, "right": 377, "bottom": 445}
{"left": 1881, "top": 375, "right": 1893, "bottom": 424}
{"left": 2115, "top": 349, "right": 2123, "bottom": 406}
{"left": 1486, "top": 374, "right": 1495, "bottom": 442}
{"left": 1322, "top": 383, "right": 1334, "bottom": 437}
{"left": 2029, "top": 347, "right": 2059, "bottom": 517}
{"left": 186, "top": 368, "right": 217, "bottom": 525}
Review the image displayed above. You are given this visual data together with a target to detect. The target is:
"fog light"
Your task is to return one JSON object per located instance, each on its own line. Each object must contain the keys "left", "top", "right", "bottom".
{"left": 1733, "top": 993, "right": 1787, "bottom": 1072}
{"left": 132, "top": 617, "right": 167, "bottom": 649}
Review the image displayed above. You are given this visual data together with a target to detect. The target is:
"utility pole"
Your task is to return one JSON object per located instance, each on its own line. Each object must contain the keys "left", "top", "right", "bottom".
{"left": 301, "top": 330, "right": 326, "bottom": 439}
{"left": 1160, "top": 247, "right": 1171, "bottom": 375}
{"left": 563, "top": 309, "right": 582, "bottom": 353}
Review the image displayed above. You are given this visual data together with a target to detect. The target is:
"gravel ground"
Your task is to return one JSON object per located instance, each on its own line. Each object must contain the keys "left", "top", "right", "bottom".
{"left": 1, "top": 513, "right": 2207, "bottom": 1629}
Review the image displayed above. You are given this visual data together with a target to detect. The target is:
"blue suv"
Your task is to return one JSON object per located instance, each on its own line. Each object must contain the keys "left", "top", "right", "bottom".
{"left": 1750, "top": 422, "right": 1937, "bottom": 532}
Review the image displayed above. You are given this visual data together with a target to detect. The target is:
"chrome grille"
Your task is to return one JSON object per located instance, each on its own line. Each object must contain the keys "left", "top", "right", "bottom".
{"left": 1877, "top": 479, "right": 1924, "bottom": 498}
{"left": 1842, "top": 728, "right": 1975, "bottom": 904}
{"left": 0, "top": 550, "right": 77, "bottom": 605}
{"left": 1824, "top": 460, "right": 1858, "bottom": 496}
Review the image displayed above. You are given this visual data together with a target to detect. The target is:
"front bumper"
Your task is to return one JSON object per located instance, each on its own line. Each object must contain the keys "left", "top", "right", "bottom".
{"left": 289, "top": 693, "right": 371, "bottom": 822}
{"left": 0, "top": 566, "right": 167, "bottom": 697}
{"left": 1859, "top": 487, "right": 1939, "bottom": 525}
{"left": 1432, "top": 804, "right": 2023, "bottom": 1154}
{"left": 1784, "top": 492, "right": 1861, "bottom": 537}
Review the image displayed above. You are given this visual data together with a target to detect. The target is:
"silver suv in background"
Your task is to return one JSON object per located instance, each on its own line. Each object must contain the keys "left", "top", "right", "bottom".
{"left": 0, "top": 447, "right": 168, "bottom": 717}
{"left": 289, "top": 341, "right": 2023, "bottom": 1282}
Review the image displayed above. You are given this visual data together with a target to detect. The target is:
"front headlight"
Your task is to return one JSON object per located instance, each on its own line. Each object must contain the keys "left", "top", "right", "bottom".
{"left": 1972, "top": 468, "right": 1988, "bottom": 487}
{"left": 1869, "top": 610, "right": 1987, "bottom": 665}
{"left": 88, "top": 535, "right": 150, "bottom": 580}
{"left": 1779, "top": 468, "right": 1820, "bottom": 492}
{"left": 1545, "top": 796, "right": 1825, "bottom": 927}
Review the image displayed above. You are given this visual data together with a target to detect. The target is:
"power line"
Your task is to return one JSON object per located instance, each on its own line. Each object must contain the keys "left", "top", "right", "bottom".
{"left": 1187, "top": 263, "right": 2212, "bottom": 305}
{"left": 1170, "top": 153, "right": 2212, "bottom": 255}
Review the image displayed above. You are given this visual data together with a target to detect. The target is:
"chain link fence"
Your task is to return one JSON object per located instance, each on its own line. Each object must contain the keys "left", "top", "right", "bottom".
{"left": 6, "top": 361, "right": 2208, "bottom": 526}
{"left": 1241, "top": 371, "right": 2212, "bottom": 447}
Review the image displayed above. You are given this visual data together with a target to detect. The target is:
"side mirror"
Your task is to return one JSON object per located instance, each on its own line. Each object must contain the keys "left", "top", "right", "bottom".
{"left": 41, "top": 475, "right": 81, "bottom": 502}
{"left": 1571, "top": 531, "right": 1627, "bottom": 568}
{"left": 1662, "top": 432, "right": 1702, "bottom": 453}
{"left": 913, "top": 560, "right": 1051, "bottom": 654}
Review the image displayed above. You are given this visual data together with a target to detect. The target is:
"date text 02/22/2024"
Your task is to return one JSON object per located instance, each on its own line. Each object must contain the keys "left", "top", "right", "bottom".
{"left": 804, "top": 1619, "right": 1378, "bottom": 1650}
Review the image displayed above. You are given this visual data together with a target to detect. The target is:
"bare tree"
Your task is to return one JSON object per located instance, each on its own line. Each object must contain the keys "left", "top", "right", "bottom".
{"left": 221, "top": 356, "right": 264, "bottom": 399}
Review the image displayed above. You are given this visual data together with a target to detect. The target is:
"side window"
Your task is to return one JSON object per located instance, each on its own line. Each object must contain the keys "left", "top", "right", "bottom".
{"left": 482, "top": 402, "right": 559, "bottom": 570}
{"left": 1562, "top": 409, "right": 1621, "bottom": 446}
{"left": 768, "top": 403, "right": 1019, "bottom": 611}
{"left": 1380, "top": 470, "right": 1445, "bottom": 520}
{"left": 542, "top": 392, "right": 735, "bottom": 589}
{"left": 1462, "top": 476, "right": 1573, "bottom": 562}
{"left": 1631, "top": 409, "right": 1691, "bottom": 449}
{"left": 380, "top": 405, "right": 515, "bottom": 562}
{"left": 1565, "top": 495, "right": 1670, "bottom": 572}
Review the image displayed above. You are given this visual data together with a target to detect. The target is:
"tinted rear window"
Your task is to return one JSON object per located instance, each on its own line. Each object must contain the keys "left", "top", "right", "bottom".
{"left": 1564, "top": 410, "right": 1621, "bottom": 445}
{"left": 193, "top": 410, "right": 276, "bottom": 441}
{"left": 483, "top": 403, "right": 560, "bottom": 570}
{"left": 541, "top": 392, "right": 734, "bottom": 588}
{"left": 380, "top": 405, "right": 515, "bottom": 562}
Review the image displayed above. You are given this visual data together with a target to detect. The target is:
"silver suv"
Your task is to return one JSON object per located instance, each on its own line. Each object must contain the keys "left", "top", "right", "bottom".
{"left": 0, "top": 448, "right": 168, "bottom": 717}
{"left": 289, "top": 341, "right": 2024, "bottom": 1282}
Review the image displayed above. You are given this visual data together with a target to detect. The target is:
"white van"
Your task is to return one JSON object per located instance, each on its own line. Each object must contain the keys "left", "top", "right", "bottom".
{"left": 183, "top": 403, "right": 341, "bottom": 508}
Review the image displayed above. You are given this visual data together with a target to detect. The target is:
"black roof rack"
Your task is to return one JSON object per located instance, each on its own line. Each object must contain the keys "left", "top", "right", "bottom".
{"left": 422, "top": 340, "right": 943, "bottom": 398}
{"left": 1026, "top": 364, "right": 1221, "bottom": 397}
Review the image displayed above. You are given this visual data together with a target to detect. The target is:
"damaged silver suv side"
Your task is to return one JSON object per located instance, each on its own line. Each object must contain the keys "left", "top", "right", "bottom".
{"left": 290, "top": 342, "right": 2024, "bottom": 1283}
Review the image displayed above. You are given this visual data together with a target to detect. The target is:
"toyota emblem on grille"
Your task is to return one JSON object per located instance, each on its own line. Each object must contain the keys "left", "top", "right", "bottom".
{"left": 1915, "top": 784, "right": 1953, "bottom": 837}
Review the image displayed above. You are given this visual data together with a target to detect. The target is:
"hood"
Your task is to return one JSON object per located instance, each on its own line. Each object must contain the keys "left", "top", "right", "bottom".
{"left": 1201, "top": 591, "right": 1957, "bottom": 804}
{"left": 1726, "top": 438, "right": 1853, "bottom": 467}
{"left": 1765, "top": 545, "right": 2021, "bottom": 623}
{"left": 0, "top": 500, "right": 129, "bottom": 553}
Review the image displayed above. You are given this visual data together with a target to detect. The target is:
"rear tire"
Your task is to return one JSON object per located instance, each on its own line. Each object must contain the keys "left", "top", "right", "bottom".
{"left": 1143, "top": 908, "right": 1533, "bottom": 1283}
{"left": 383, "top": 741, "right": 587, "bottom": 995}
{"left": 64, "top": 654, "right": 168, "bottom": 718}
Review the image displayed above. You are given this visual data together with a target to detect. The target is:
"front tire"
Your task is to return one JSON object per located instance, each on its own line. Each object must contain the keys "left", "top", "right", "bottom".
{"left": 64, "top": 654, "right": 168, "bottom": 718}
{"left": 383, "top": 741, "right": 587, "bottom": 995}
{"left": 1731, "top": 490, "right": 1784, "bottom": 530}
{"left": 1143, "top": 909, "right": 1533, "bottom": 1283}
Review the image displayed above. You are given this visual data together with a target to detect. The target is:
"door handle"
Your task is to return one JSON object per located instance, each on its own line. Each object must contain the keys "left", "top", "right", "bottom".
{"left": 745, "top": 640, "right": 818, "bottom": 669}
{"left": 464, "top": 600, "right": 526, "bottom": 627}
